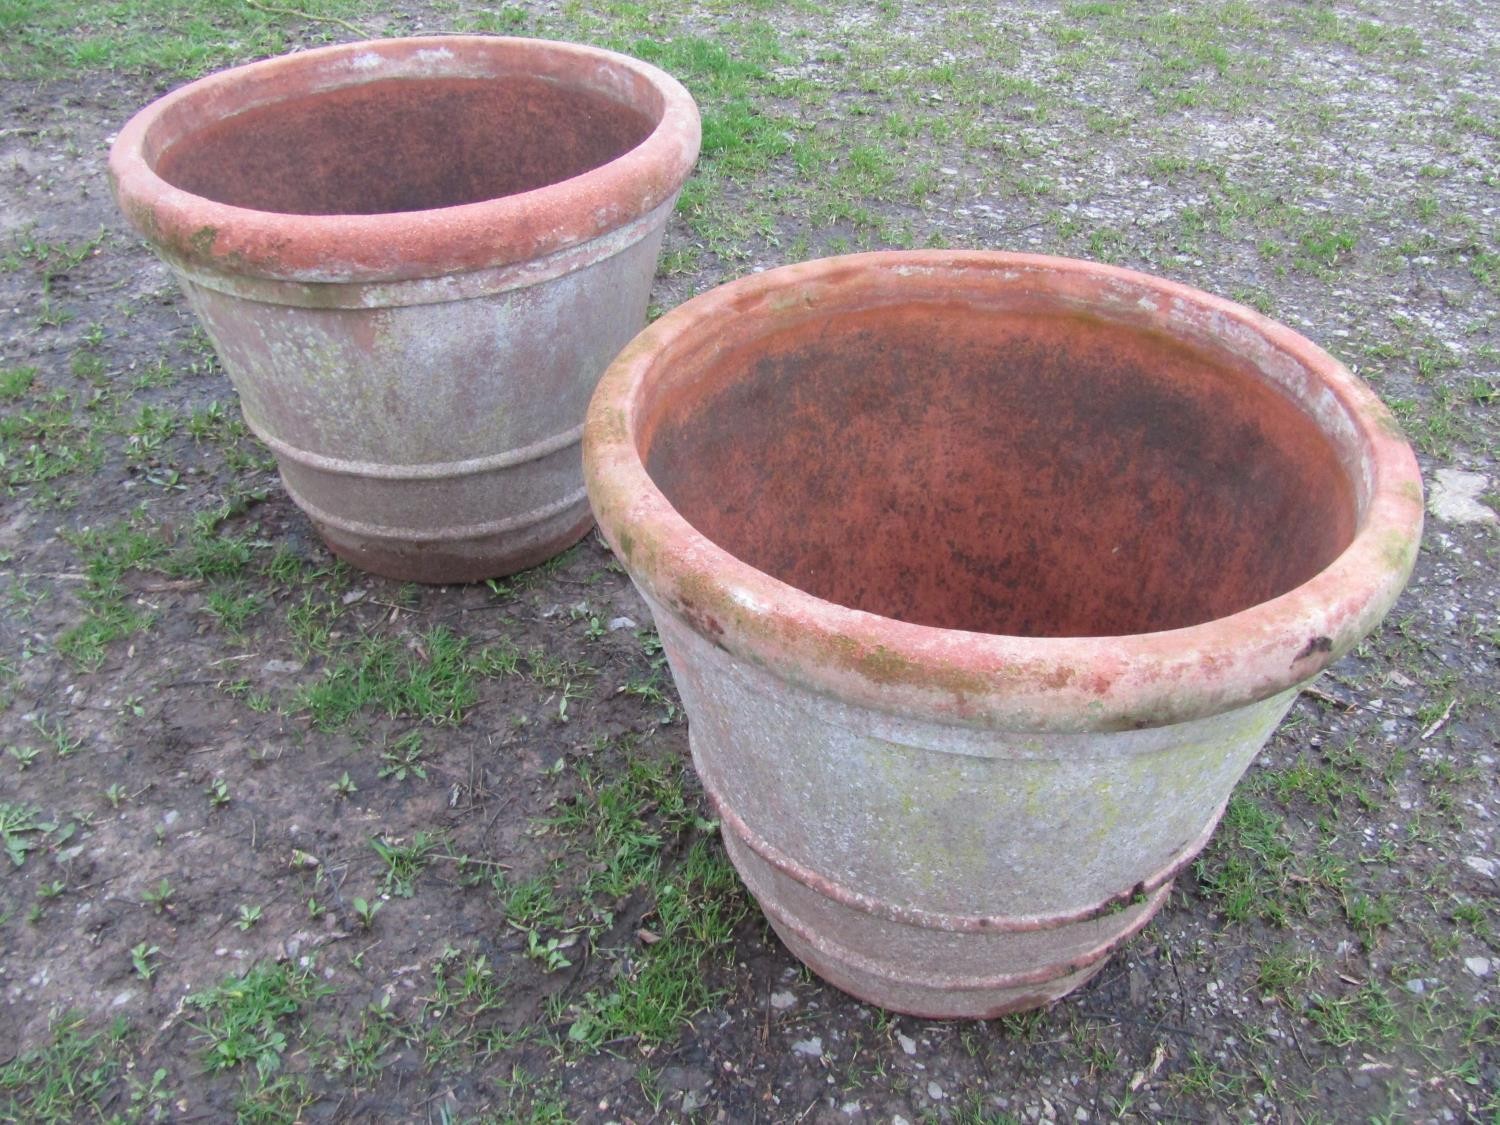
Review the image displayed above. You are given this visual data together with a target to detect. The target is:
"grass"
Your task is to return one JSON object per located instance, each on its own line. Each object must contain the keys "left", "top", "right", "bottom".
{"left": 0, "top": 0, "right": 382, "bottom": 78}
{"left": 295, "top": 627, "right": 484, "bottom": 730}
{"left": 53, "top": 504, "right": 272, "bottom": 670}
{"left": 1193, "top": 795, "right": 1308, "bottom": 926}
{"left": 188, "top": 960, "right": 328, "bottom": 1079}
{"left": 0, "top": 1012, "right": 131, "bottom": 1124}
{"left": 563, "top": 837, "right": 746, "bottom": 1051}
{"left": 531, "top": 746, "right": 748, "bottom": 1050}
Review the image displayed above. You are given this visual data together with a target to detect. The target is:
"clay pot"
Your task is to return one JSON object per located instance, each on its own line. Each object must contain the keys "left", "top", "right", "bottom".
{"left": 583, "top": 251, "right": 1424, "bottom": 1018}
{"left": 110, "top": 36, "right": 699, "bottom": 582}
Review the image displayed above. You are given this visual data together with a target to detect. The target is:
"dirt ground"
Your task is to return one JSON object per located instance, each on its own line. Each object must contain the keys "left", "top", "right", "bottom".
{"left": 0, "top": 1, "right": 1496, "bottom": 1122}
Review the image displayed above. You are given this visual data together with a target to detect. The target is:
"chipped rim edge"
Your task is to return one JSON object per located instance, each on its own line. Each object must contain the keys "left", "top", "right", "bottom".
{"left": 108, "top": 35, "right": 701, "bottom": 283}
{"left": 583, "top": 250, "right": 1426, "bottom": 734}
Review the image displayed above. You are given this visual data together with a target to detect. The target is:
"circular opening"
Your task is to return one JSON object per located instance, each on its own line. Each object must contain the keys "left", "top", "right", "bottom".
{"left": 641, "top": 299, "right": 1359, "bottom": 639}
{"left": 152, "top": 74, "right": 657, "bottom": 215}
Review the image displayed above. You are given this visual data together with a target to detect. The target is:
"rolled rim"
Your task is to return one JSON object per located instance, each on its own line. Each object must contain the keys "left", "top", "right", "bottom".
{"left": 108, "top": 35, "right": 701, "bottom": 283}
{"left": 583, "top": 251, "right": 1426, "bottom": 733}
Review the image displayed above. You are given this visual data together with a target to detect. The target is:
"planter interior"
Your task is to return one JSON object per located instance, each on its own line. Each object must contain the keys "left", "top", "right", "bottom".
{"left": 643, "top": 301, "right": 1358, "bottom": 638}
{"left": 153, "top": 76, "right": 655, "bottom": 215}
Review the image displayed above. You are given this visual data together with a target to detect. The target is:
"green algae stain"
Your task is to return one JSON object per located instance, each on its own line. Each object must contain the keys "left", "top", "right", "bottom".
{"left": 188, "top": 224, "right": 218, "bottom": 258}
{"left": 1382, "top": 530, "right": 1420, "bottom": 572}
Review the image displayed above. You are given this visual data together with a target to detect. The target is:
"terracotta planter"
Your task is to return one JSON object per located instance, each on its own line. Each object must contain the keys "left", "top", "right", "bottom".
{"left": 110, "top": 36, "right": 699, "bottom": 582}
{"left": 583, "top": 251, "right": 1424, "bottom": 1018}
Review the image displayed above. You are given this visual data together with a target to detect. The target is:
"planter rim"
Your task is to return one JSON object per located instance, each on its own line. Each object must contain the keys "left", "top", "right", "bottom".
{"left": 108, "top": 35, "right": 701, "bottom": 284}
{"left": 583, "top": 250, "right": 1426, "bottom": 733}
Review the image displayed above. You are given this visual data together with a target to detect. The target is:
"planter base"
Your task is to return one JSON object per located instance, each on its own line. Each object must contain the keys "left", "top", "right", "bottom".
{"left": 308, "top": 499, "right": 594, "bottom": 585}
{"left": 717, "top": 785, "right": 1172, "bottom": 1020}
{"left": 766, "top": 913, "right": 1114, "bottom": 1020}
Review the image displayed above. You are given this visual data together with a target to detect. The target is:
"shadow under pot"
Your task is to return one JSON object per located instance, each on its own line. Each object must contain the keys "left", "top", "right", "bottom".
{"left": 110, "top": 35, "right": 700, "bottom": 583}
{"left": 583, "top": 250, "right": 1424, "bottom": 1018}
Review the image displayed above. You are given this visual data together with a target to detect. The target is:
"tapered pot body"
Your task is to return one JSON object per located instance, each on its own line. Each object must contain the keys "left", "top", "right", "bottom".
{"left": 110, "top": 36, "right": 700, "bottom": 582}
{"left": 583, "top": 251, "right": 1425, "bottom": 1018}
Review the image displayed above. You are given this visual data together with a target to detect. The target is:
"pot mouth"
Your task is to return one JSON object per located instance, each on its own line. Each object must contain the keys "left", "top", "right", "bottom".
{"left": 583, "top": 251, "right": 1425, "bottom": 731}
{"left": 108, "top": 36, "right": 701, "bottom": 282}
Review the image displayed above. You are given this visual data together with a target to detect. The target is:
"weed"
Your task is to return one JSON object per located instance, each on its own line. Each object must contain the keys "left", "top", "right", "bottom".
{"left": 524, "top": 929, "right": 575, "bottom": 973}
{"left": 351, "top": 896, "right": 381, "bottom": 928}
{"left": 130, "top": 942, "right": 159, "bottom": 981}
{"left": 235, "top": 904, "right": 263, "bottom": 931}
{"left": 370, "top": 831, "right": 440, "bottom": 897}
{"left": 0, "top": 802, "right": 56, "bottom": 867}
{"left": 141, "top": 878, "right": 175, "bottom": 913}
{"left": 330, "top": 996, "right": 398, "bottom": 1080}
{"left": 330, "top": 770, "right": 358, "bottom": 799}
{"left": 377, "top": 730, "right": 428, "bottom": 781}
{"left": 7, "top": 744, "right": 39, "bottom": 771}
{"left": 31, "top": 715, "right": 82, "bottom": 757}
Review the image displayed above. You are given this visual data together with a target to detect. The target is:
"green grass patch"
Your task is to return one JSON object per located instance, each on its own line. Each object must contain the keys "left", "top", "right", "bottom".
{"left": 295, "top": 626, "right": 483, "bottom": 730}
{"left": 0, "top": 1012, "right": 131, "bottom": 1124}
{"left": 0, "top": 0, "right": 382, "bottom": 79}
{"left": 188, "top": 960, "right": 329, "bottom": 1080}
{"left": 55, "top": 504, "right": 267, "bottom": 670}
{"left": 0, "top": 390, "right": 105, "bottom": 494}
{"left": 1193, "top": 795, "right": 1308, "bottom": 925}
{"left": 524, "top": 744, "right": 749, "bottom": 1050}
{"left": 564, "top": 836, "right": 746, "bottom": 1050}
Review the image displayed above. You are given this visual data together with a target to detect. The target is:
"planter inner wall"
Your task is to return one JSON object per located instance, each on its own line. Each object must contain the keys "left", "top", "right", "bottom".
{"left": 643, "top": 301, "right": 1359, "bottom": 638}
{"left": 152, "top": 76, "right": 655, "bottom": 215}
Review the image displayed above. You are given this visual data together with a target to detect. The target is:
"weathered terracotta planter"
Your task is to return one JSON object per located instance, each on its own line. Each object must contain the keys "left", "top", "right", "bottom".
{"left": 110, "top": 36, "right": 699, "bottom": 582}
{"left": 583, "top": 251, "right": 1424, "bottom": 1018}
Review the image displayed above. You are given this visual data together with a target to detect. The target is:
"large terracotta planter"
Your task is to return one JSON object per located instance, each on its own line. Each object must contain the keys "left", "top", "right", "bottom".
{"left": 583, "top": 251, "right": 1424, "bottom": 1018}
{"left": 110, "top": 36, "right": 699, "bottom": 582}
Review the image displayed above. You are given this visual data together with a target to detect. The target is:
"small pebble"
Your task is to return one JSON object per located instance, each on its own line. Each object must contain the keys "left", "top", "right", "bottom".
{"left": 770, "top": 990, "right": 796, "bottom": 1010}
{"left": 898, "top": 1033, "right": 917, "bottom": 1056}
{"left": 792, "top": 1036, "right": 822, "bottom": 1058}
{"left": 1464, "top": 856, "right": 1496, "bottom": 879}
{"left": 1465, "top": 956, "right": 1492, "bottom": 978}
